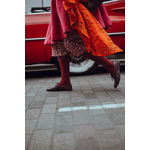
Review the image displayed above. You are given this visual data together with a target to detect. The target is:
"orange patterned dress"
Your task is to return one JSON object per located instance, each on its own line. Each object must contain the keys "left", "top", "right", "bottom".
{"left": 63, "top": 0, "right": 123, "bottom": 56}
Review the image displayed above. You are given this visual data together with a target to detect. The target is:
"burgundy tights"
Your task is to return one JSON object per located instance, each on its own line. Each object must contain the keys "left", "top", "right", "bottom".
{"left": 58, "top": 52, "right": 114, "bottom": 86}
{"left": 82, "top": 51, "right": 114, "bottom": 74}
{"left": 58, "top": 54, "right": 71, "bottom": 86}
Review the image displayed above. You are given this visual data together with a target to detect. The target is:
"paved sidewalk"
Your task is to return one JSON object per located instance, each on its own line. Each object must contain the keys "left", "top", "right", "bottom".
{"left": 25, "top": 71, "right": 125, "bottom": 150}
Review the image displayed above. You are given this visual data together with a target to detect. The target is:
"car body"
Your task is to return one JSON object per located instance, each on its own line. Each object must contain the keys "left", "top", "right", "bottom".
{"left": 25, "top": 0, "right": 125, "bottom": 74}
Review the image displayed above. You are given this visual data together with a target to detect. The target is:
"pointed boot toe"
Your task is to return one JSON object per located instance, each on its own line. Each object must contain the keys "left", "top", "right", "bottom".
{"left": 111, "top": 61, "right": 121, "bottom": 88}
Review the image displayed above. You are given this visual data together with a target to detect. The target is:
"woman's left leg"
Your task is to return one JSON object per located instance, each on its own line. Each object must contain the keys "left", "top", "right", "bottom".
{"left": 82, "top": 51, "right": 114, "bottom": 74}
{"left": 82, "top": 51, "right": 120, "bottom": 88}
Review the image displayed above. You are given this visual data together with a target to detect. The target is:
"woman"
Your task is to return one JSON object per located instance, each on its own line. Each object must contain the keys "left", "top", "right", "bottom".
{"left": 45, "top": 0, "right": 123, "bottom": 91}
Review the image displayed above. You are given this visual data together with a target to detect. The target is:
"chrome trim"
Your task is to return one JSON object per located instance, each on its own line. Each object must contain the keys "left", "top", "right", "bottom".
{"left": 111, "top": 18, "right": 125, "bottom": 21}
{"left": 25, "top": 12, "right": 50, "bottom": 15}
{"left": 104, "top": 0, "right": 119, "bottom": 4}
{"left": 25, "top": 37, "right": 46, "bottom": 41}
{"left": 107, "top": 32, "right": 125, "bottom": 36}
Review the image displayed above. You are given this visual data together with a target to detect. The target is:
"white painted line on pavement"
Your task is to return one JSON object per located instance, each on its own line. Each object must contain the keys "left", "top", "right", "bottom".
{"left": 58, "top": 103, "right": 125, "bottom": 112}
{"left": 72, "top": 106, "right": 87, "bottom": 111}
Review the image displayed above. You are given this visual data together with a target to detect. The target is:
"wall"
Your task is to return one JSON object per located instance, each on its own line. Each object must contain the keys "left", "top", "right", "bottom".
{"left": 25, "top": 0, "right": 51, "bottom": 13}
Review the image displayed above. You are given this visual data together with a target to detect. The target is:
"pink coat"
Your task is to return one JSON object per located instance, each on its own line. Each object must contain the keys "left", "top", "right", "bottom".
{"left": 44, "top": 0, "right": 112, "bottom": 45}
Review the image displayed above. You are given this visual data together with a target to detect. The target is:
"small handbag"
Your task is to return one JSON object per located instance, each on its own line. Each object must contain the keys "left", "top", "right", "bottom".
{"left": 82, "top": 0, "right": 105, "bottom": 11}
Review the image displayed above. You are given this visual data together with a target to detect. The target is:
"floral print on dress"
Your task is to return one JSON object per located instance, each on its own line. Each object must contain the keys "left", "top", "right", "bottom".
{"left": 52, "top": 32, "right": 86, "bottom": 57}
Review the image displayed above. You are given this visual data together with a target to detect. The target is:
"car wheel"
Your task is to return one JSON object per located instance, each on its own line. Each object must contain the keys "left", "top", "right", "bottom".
{"left": 54, "top": 56, "right": 98, "bottom": 75}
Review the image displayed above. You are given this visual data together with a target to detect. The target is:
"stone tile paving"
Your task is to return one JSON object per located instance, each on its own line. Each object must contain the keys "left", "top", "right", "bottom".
{"left": 25, "top": 72, "right": 125, "bottom": 150}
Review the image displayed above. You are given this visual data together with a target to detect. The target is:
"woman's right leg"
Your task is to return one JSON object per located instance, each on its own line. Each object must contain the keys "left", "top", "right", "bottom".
{"left": 58, "top": 54, "right": 71, "bottom": 86}
{"left": 46, "top": 54, "right": 72, "bottom": 91}
{"left": 46, "top": 42, "right": 72, "bottom": 91}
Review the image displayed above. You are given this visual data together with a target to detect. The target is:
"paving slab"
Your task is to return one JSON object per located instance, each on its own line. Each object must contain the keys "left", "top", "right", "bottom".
{"left": 54, "top": 115, "right": 73, "bottom": 134}
{"left": 74, "top": 139, "right": 101, "bottom": 150}
{"left": 28, "top": 129, "right": 53, "bottom": 150}
{"left": 52, "top": 133, "right": 74, "bottom": 150}
{"left": 35, "top": 113, "right": 55, "bottom": 130}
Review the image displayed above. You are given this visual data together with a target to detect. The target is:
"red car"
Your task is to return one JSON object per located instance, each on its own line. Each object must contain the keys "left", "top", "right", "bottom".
{"left": 25, "top": 0, "right": 125, "bottom": 74}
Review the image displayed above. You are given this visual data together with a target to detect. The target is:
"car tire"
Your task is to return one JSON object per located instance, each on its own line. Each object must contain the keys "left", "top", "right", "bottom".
{"left": 54, "top": 56, "right": 98, "bottom": 75}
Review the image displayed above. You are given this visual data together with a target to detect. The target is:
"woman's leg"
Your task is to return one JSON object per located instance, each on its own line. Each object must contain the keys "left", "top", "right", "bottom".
{"left": 46, "top": 54, "right": 72, "bottom": 91}
{"left": 58, "top": 54, "right": 71, "bottom": 86}
{"left": 82, "top": 51, "right": 120, "bottom": 88}
{"left": 82, "top": 51, "right": 114, "bottom": 74}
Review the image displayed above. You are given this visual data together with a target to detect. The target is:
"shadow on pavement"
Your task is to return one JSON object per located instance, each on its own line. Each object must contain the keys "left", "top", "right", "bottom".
{"left": 25, "top": 66, "right": 125, "bottom": 79}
